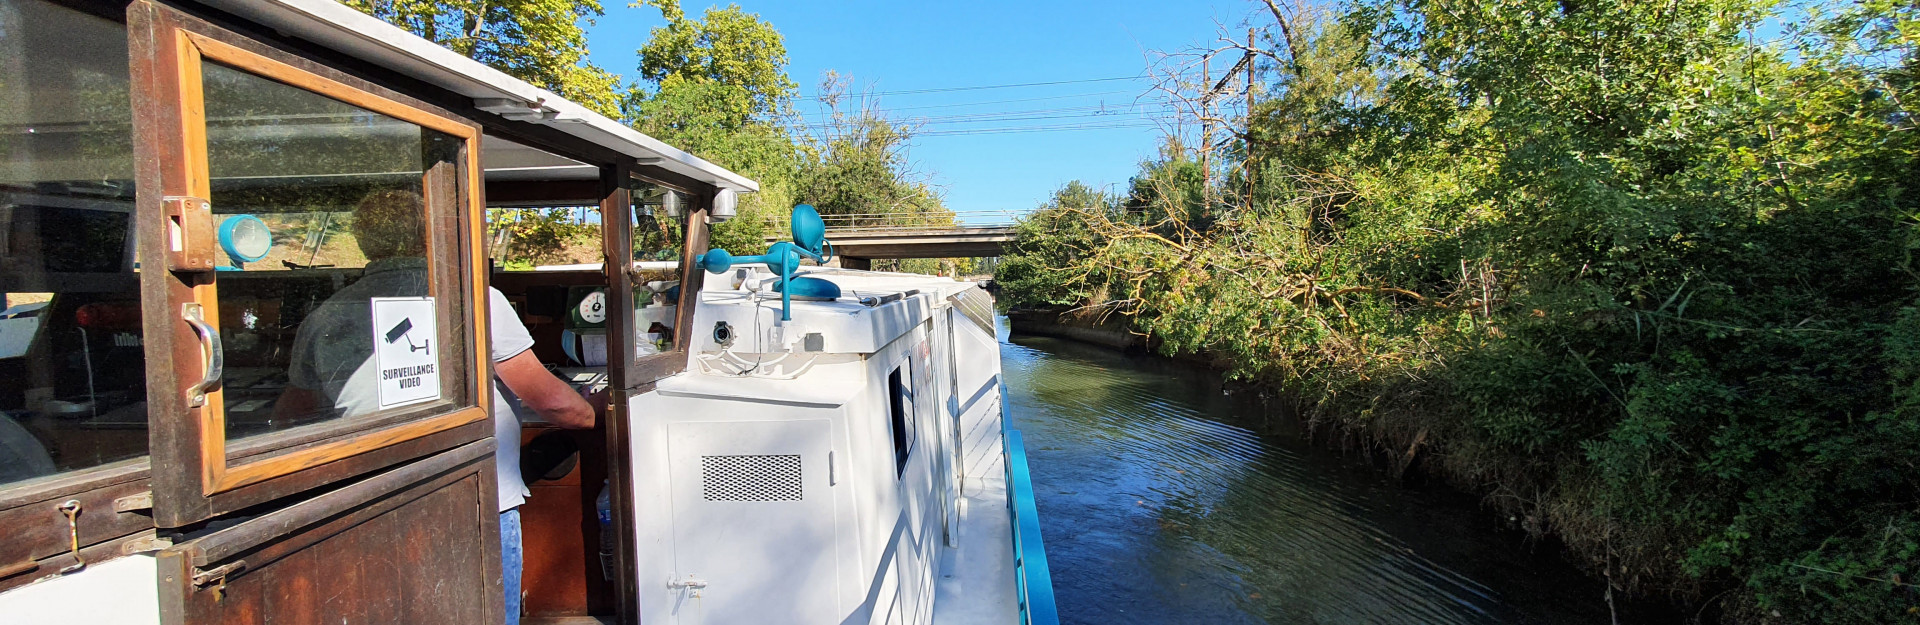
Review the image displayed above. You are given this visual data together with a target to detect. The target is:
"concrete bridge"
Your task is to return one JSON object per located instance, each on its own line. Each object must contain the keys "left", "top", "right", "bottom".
{"left": 768, "top": 211, "right": 1021, "bottom": 269}
{"left": 826, "top": 227, "right": 1016, "bottom": 269}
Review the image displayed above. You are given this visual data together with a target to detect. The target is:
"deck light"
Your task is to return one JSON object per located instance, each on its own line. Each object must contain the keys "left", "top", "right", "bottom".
{"left": 710, "top": 188, "right": 737, "bottom": 223}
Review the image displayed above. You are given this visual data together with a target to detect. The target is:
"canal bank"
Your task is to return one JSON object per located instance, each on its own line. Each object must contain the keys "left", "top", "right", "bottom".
{"left": 1001, "top": 317, "right": 1673, "bottom": 624}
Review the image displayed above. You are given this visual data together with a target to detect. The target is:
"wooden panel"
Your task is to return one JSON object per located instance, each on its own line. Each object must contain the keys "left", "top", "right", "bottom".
{"left": 1, "top": 529, "right": 155, "bottom": 594}
{"left": 131, "top": 0, "right": 217, "bottom": 528}
{"left": 520, "top": 450, "right": 589, "bottom": 617}
{"left": 160, "top": 444, "right": 502, "bottom": 625}
{"left": 0, "top": 476, "right": 153, "bottom": 565}
{"left": 517, "top": 424, "right": 617, "bottom": 618}
{"left": 201, "top": 420, "right": 488, "bottom": 523}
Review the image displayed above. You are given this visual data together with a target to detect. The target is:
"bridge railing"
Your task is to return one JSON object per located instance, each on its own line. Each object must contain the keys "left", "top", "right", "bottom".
{"left": 817, "top": 210, "right": 1024, "bottom": 233}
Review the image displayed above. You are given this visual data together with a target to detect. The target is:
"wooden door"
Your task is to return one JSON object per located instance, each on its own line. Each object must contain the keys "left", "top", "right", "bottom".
{"left": 126, "top": 1, "right": 502, "bottom": 622}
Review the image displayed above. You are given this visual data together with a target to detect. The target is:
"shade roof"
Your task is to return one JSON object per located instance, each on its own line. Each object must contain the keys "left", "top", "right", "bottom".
{"left": 194, "top": 0, "right": 759, "bottom": 193}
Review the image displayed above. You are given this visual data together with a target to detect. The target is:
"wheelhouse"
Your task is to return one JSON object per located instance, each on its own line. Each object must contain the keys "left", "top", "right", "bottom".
{"left": 0, "top": 0, "right": 752, "bottom": 622}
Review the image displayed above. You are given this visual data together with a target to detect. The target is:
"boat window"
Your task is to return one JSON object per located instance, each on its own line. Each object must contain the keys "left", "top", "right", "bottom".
{"left": 632, "top": 182, "right": 686, "bottom": 359}
{"left": 0, "top": 0, "right": 141, "bottom": 489}
{"left": 198, "top": 60, "right": 471, "bottom": 441}
{"left": 889, "top": 365, "right": 915, "bottom": 477}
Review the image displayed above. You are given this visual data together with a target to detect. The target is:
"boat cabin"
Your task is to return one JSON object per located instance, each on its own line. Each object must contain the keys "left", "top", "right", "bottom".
{"left": 0, "top": 0, "right": 753, "bottom": 622}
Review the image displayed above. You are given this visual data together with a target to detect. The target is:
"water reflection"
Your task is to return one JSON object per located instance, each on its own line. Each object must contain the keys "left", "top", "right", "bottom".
{"left": 1003, "top": 328, "right": 1613, "bottom": 625}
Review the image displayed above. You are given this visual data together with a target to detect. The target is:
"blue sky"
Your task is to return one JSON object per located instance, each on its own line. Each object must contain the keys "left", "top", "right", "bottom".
{"left": 583, "top": 1, "right": 1251, "bottom": 222}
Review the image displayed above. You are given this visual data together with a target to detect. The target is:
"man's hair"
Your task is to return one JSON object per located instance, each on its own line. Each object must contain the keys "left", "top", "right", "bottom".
{"left": 352, "top": 189, "right": 426, "bottom": 260}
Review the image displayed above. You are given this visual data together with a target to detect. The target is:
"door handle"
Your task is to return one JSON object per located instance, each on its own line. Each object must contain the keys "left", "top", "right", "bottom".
{"left": 183, "top": 303, "right": 223, "bottom": 407}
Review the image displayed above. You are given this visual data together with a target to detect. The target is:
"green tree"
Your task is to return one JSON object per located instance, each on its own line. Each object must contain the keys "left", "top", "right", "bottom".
{"left": 628, "top": 0, "right": 797, "bottom": 125}
{"left": 343, "top": 0, "right": 624, "bottom": 117}
{"left": 999, "top": 181, "right": 1114, "bottom": 309}
{"left": 624, "top": 0, "right": 803, "bottom": 255}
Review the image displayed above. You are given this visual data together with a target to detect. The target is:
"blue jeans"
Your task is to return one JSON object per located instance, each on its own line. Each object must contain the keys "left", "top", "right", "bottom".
{"left": 501, "top": 508, "right": 522, "bottom": 625}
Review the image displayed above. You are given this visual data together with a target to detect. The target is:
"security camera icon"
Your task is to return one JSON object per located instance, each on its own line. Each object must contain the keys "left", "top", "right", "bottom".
{"left": 384, "top": 318, "right": 430, "bottom": 354}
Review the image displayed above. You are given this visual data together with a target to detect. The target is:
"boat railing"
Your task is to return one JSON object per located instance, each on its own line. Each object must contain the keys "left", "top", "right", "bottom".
{"left": 1002, "top": 384, "right": 1060, "bottom": 625}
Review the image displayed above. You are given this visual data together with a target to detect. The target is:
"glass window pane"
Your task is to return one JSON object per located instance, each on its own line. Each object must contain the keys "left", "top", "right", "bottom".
{"left": 632, "top": 183, "right": 685, "bottom": 359}
{"left": 199, "top": 61, "right": 469, "bottom": 441}
{"left": 0, "top": 0, "right": 141, "bottom": 488}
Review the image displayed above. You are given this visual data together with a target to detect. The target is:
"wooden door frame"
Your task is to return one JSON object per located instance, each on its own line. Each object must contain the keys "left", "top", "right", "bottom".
{"left": 595, "top": 163, "right": 641, "bottom": 624}
{"left": 130, "top": 0, "right": 493, "bottom": 527}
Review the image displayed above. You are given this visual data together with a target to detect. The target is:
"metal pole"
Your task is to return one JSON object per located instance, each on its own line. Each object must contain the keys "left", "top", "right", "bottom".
{"left": 1245, "top": 28, "right": 1257, "bottom": 211}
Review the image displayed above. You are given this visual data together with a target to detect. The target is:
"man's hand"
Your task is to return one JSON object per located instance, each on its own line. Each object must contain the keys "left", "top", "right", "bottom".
{"left": 579, "top": 385, "right": 609, "bottom": 425}
{"left": 495, "top": 351, "right": 595, "bottom": 429}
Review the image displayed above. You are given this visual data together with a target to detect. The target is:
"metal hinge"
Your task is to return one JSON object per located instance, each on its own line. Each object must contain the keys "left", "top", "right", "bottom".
{"left": 113, "top": 491, "right": 153, "bottom": 513}
{"left": 120, "top": 534, "right": 172, "bottom": 555}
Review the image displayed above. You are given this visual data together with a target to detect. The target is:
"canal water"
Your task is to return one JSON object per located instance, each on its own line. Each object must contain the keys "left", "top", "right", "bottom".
{"left": 1002, "top": 327, "right": 1619, "bottom": 625}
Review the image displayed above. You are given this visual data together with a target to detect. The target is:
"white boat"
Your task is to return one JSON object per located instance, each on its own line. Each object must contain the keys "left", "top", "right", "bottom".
{"left": 625, "top": 209, "right": 1057, "bottom": 625}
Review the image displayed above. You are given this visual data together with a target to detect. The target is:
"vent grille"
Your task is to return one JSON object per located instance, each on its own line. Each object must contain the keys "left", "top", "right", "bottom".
{"left": 701, "top": 454, "right": 803, "bottom": 501}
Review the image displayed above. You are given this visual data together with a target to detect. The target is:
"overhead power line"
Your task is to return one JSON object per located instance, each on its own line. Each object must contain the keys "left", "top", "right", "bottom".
{"left": 796, "top": 89, "right": 1139, "bottom": 116}
{"left": 798, "top": 104, "right": 1176, "bottom": 130}
{"left": 802, "top": 75, "right": 1148, "bottom": 99}
{"left": 915, "top": 121, "right": 1165, "bottom": 137}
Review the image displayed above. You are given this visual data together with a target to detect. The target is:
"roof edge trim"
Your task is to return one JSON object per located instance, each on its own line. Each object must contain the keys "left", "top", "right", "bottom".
{"left": 193, "top": 0, "right": 760, "bottom": 193}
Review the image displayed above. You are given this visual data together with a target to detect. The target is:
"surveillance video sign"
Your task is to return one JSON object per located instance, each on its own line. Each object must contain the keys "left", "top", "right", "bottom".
{"left": 371, "top": 297, "right": 440, "bottom": 409}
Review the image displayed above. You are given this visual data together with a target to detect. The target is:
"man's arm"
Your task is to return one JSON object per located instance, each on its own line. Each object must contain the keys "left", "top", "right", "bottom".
{"left": 495, "top": 351, "right": 596, "bottom": 429}
{"left": 270, "top": 386, "right": 321, "bottom": 422}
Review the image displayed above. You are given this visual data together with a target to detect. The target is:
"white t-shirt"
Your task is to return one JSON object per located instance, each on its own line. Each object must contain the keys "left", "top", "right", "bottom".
{"left": 488, "top": 287, "right": 536, "bottom": 512}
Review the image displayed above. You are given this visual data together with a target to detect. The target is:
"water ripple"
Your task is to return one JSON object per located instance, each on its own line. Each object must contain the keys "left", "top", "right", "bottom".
{"left": 1002, "top": 327, "right": 1613, "bottom": 625}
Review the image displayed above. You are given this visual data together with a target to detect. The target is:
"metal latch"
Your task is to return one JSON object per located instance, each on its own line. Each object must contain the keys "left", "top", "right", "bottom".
{"left": 163, "top": 196, "right": 216, "bottom": 271}
{"left": 193, "top": 561, "right": 246, "bottom": 587}
{"left": 57, "top": 500, "right": 84, "bottom": 574}
{"left": 667, "top": 575, "right": 708, "bottom": 590}
{"left": 194, "top": 560, "right": 247, "bottom": 602}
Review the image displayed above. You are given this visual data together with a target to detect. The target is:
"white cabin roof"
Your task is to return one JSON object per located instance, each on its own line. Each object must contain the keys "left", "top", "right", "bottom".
{"left": 195, "top": 0, "right": 759, "bottom": 193}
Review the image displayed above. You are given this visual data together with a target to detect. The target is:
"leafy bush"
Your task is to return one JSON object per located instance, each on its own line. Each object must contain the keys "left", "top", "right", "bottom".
{"left": 1002, "top": 0, "right": 1919, "bottom": 620}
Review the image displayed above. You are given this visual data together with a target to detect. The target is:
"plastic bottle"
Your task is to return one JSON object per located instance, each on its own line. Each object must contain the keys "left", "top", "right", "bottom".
{"left": 596, "top": 480, "right": 616, "bottom": 582}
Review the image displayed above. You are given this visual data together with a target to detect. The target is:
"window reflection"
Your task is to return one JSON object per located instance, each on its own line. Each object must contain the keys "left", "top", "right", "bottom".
{"left": 198, "top": 61, "right": 466, "bottom": 440}
{"left": 632, "top": 183, "right": 685, "bottom": 358}
{"left": 0, "top": 0, "right": 140, "bottom": 488}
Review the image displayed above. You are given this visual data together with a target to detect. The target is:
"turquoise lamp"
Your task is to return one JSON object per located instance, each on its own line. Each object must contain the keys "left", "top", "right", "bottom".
{"left": 217, "top": 215, "right": 273, "bottom": 271}
{"left": 697, "top": 204, "right": 842, "bottom": 321}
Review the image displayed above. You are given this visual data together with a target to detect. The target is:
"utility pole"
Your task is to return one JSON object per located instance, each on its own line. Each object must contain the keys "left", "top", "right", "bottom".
{"left": 1244, "top": 28, "right": 1257, "bottom": 211}
{"left": 1200, "top": 52, "right": 1213, "bottom": 211}
{"left": 1200, "top": 35, "right": 1258, "bottom": 213}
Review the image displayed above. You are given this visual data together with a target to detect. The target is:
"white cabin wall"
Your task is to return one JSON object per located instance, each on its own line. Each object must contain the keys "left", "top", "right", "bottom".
{"left": 952, "top": 312, "right": 1006, "bottom": 493}
{"left": 0, "top": 554, "right": 159, "bottom": 625}
{"left": 627, "top": 384, "right": 861, "bottom": 625}
{"left": 869, "top": 321, "right": 945, "bottom": 625}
